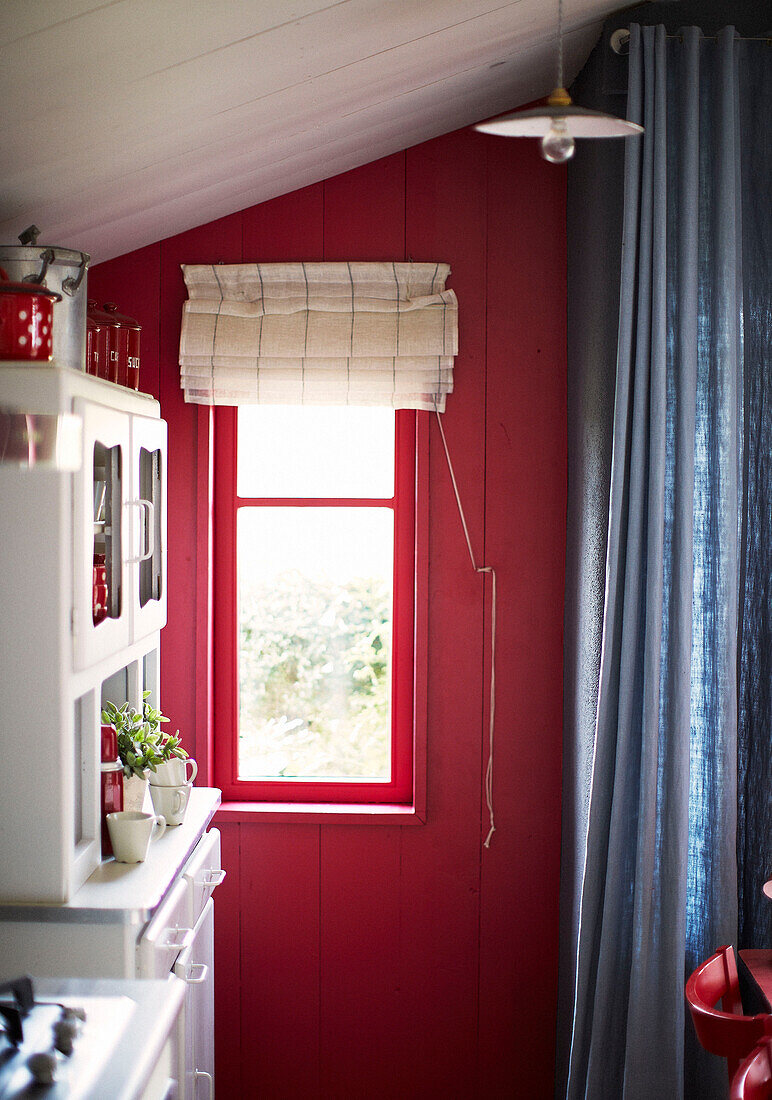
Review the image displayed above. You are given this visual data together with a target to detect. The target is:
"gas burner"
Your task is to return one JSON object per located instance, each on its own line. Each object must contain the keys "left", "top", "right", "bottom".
{"left": 0, "top": 977, "right": 87, "bottom": 1092}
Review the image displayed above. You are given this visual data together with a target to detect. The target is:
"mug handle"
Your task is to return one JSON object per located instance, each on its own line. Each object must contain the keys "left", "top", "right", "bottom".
{"left": 185, "top": 758, "right": 198, "bottom": 783}
{"left": 173, "top": 789, "right": 185, "bottom": 815}
{"left": 151, "top": 815, "right": 166, "bottom": 842}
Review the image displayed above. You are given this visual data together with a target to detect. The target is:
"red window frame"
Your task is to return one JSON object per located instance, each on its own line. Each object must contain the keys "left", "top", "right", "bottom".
{"left": 213, "top": 405, "right": 418, "bottom": 804}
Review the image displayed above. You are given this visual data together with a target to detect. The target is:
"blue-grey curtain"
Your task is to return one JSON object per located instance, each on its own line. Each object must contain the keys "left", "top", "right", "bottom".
{"left": 735, "top": 29, "right": 772, "bottom": 957}
{"left": 565, "top": 24, "right": 771, "bottom": 1100}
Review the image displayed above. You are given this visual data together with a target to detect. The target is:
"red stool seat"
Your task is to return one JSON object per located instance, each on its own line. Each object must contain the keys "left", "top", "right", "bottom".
{"left": 685, "top": 945, "right": 771, "bottom": 1082}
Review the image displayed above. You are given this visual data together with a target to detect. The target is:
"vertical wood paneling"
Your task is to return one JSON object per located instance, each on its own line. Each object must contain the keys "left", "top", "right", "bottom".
{"left": 239, "top": 824, "right": 322, "bottom": 1098}
{"left": 400, "top": 129, "right": 489, "bottom": 1097}
{"left": 479, "top": 137, "right": 567, "bottom": 1097}
{"left": 319, "top": 828, "right": 403, "bottom": 1097}
{"left": 322, "top": 152, "right": 406, "bottom": 261}
{"left": 89, "top": 125, "right": 567, "bottom": 1100}
{"left": 243, "top": 182, "right": 324, "bottom": 260}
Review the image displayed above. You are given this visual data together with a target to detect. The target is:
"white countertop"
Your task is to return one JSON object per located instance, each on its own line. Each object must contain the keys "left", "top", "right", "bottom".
{"left": 0, "top": 788, "right": 220, "bottom": 925}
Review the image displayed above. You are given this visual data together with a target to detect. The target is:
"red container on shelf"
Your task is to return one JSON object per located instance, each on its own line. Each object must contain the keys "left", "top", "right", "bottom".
{"left": 86, "top": 300, "right": 109, "bottom": 378}
{"left": 102, "top": 303, "right": 141, "bottom": 390}
{"left": 100, "top": 724, "right": 123, "bottom": 858}
{"left": 0, "top": 267, "right": 61, "bottom": 361}
{"left": 92, "top": 563, "right": 108, "bottom": 624}
{"left": 92, "top": 552, "right": 108, "bottom": 624}
{"left": 87, "top": 301, "right": 117, "bottom": 381}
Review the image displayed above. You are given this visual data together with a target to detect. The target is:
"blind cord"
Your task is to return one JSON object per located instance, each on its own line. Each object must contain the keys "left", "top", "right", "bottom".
{"left": 434, "top": 411, "right": 497, "bottom": 848}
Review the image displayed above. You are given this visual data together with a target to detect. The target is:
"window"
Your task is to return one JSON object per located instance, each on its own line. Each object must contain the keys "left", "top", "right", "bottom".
{"left": 213, "top": 405, "right": 421, "bottom": 805}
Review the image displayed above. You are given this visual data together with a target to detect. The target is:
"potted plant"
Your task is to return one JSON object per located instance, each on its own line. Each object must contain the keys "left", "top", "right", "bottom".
{"left": 102, "top": 692, "right": 170, "bottom": 811}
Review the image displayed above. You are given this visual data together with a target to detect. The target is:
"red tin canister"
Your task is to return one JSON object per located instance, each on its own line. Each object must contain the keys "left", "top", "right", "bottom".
{"left": 103, "top": 303, "right": 141, "bottom": 390}
{"left": 87, "top": 301, "right": 118, "bottom": 381}
{"left": 100, "top": 724, "right": 123, "bottom": 858}
{"left": 0, "top": 267, "right": 61, "bottom": 361}
{"left": 86, "top": 300, "right": 109, "bottom": 378}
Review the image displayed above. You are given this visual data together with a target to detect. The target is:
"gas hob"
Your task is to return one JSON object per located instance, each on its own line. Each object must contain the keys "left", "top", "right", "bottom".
{"left": 0, "top": 976, "right": 184, "bottom": 1099}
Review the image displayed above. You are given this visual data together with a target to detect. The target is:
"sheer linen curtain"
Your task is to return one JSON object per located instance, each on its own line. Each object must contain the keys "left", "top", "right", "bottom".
{"left": 565, "top": 25, "right": 771, "bottom": 1100}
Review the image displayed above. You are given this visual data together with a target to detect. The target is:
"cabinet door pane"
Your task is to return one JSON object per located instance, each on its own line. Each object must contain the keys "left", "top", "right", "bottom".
{"left": 73, "top": 399, "right": 131, "bottom": 670}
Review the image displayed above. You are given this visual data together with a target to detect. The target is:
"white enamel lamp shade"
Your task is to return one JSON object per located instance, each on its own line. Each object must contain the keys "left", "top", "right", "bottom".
{"left": 475, "top": 89, "right": 644, "bottom": 139}
{"left": 475, "top": 103, "right": 644, "bottom": 138}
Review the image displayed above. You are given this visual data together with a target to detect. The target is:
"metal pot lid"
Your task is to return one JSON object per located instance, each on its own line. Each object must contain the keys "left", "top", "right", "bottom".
{"left": 0, "top": 225, "right": 90, "bottom": 265}
{"left": 0, "top": 266, "right": 61, "bottom": 300}
{"left": 0, "top": 227, "right": 89, "bottom": 299}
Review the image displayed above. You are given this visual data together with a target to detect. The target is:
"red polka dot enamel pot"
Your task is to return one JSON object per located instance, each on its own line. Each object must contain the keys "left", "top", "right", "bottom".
{"left": 0, "top": 267, "right": 61, "bottom": 361}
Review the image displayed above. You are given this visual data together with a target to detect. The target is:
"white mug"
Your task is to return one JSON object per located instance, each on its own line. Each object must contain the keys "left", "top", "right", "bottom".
{"left": 149, "top": 782, "right": 191, "bottom": 826}
{"left": 149, "top": 757, "right": 198, "bottom": 787}
{"left": 106, "top": 811, "right": 166, "bottom": 863}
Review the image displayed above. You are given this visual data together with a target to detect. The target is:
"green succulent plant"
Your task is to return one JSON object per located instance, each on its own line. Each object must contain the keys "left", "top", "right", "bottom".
{"left": 159, "top": 728, "right": 188, "bottom": 763}
{"left": 102, "top": 692, "right": 186, "bottom": 779}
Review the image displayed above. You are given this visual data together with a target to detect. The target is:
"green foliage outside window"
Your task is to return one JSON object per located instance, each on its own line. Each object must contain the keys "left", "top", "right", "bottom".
{"left": 238, "top": 571, "right": 391, "bottom": 779}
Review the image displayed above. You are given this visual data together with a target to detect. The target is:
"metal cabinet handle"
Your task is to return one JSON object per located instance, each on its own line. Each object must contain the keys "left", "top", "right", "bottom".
{"left": 194, "top": 1069, "right": 214, "bottom": 1100}
{"left": 199, "top": 869, "right": 226, "bottom": 890}
{"left": 161, "top": 926, "right": 194, "bottom": 952}
{"left": 184, "top": 963, "right": 209, "bottom": 985}
{"left": 126, "top": 498, "right": 155, "bottom": 563}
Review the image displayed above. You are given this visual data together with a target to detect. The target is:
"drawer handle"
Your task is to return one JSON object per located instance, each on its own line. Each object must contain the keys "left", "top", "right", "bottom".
{"left": 199, "top": 869, "right": 226, "bottom": 890}
{"left": 184, "top": 963, "right": 209, "bottom": 985}
{"left": 161, "top": 927, "right": 194, "bottom": 952}
{"left": 194, "top": 1069, "right": 214, "bottom": 1099}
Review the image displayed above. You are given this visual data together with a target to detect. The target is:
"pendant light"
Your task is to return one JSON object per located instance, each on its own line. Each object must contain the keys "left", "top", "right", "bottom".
{"left": 474, "top": 0, "right": 643, "bottom": 163}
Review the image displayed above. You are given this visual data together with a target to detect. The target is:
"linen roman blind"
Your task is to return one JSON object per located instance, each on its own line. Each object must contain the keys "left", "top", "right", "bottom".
{"left": 178, "top": 261, "right": 457, "bottom": 410}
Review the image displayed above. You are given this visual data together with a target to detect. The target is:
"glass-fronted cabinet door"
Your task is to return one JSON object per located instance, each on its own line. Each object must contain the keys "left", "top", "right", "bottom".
{"left": 130, "top": 413, "right": 167, "bottom": 642}
{"left": 73, "top": 398, "right": 131, "bottom": 670}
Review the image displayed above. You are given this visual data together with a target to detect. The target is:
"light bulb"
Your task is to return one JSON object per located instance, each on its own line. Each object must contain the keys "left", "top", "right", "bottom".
{"left": 541, "top": 118, "right": 575, "bottom": 163}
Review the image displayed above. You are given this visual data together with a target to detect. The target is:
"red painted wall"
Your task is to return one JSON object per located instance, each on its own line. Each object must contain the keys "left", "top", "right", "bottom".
{"left": 89, "top": 125, "right": 567, "bottom": 1099}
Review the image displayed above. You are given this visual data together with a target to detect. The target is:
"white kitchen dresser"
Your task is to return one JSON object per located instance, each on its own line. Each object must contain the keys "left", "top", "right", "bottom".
{"left": 0, "top": 788, "right": 223, "bottom": 1099}
{"left": 0, "top": 363, "right": 222, "bottom": 1098}
{"left": 0, "top": 363, "right": 168, "bottom": 904}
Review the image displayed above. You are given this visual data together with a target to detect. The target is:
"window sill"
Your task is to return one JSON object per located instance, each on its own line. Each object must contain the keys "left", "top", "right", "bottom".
{"left": 214, "top": 801, "right": 426, "bottom": 825}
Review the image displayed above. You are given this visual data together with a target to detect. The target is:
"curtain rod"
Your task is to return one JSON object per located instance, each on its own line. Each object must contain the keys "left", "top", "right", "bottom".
{"left": 610, "top": 28, "right": 771, "bottom": 54}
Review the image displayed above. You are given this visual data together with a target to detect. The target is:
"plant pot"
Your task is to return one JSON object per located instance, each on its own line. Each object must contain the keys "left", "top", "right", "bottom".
{"left": 122, "top": 773, "right": 150, "bottom": 813}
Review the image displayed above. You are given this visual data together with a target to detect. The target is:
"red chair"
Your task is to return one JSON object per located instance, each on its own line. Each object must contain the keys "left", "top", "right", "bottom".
{"left": 731, "top": 1031, "right": 772, "bottom": 1099}
{"left": 685, "top": 945, "right": 771, "bottom": 1082}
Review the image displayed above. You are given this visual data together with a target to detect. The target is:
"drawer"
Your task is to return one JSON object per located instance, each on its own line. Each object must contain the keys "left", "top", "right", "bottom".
{"left": 138, "top": 879, "right": 192, "bottom": 978}
{"left": 182, "top": 829, "right": 225, "bottom": 925}
{"left": 173, "top": 898, "right": 215, "bottom": 1099}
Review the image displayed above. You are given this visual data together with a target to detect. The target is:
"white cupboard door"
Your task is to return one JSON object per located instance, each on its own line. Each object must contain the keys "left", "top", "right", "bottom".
{"left": 130, "top": 413, "right": 167, "bottom": 643}
{"left": 173, "top": 898, "right": 215, "bottom": 1100}
{"left": 73, "top": 398, "right": 131, "bottom": 669}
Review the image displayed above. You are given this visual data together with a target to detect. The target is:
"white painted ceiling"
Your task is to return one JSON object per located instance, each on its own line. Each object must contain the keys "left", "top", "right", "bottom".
{"left": 0, "top": 0, "right": 624, "bottom": 264}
